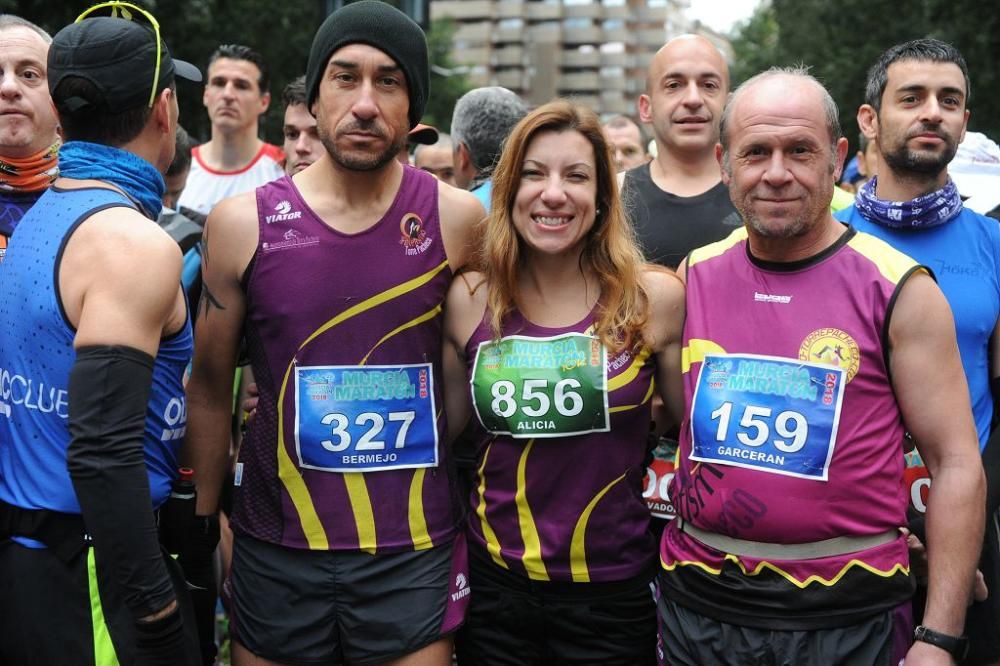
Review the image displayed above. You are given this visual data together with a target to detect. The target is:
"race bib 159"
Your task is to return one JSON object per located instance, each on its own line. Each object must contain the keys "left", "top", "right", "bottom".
{"left": 470, "top": 333, "right": 609, "bottom": 439}
{"left": 294, "top": 364, "right": 439, "bottom": 473}
{"left": 690, "top": 353, "right": 845, "bottom": 481}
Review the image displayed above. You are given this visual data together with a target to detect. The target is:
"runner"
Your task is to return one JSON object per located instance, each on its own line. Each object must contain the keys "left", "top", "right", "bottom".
{"left": 0, "top": 8, "right": 202, "bottom": 664}
{"left": 658, "top": 67, "right": 984, "bottom": 665}
{"left": 176, "top": 43, "right": 283, "bottom": 219}
{"left": 182, "top": 2, "right": 483, "bottom": 664}
{"left": 0, "top": 15, "right": 60, "bottom": 262}
{"left": 444, "top": 100, "right": 684, "bottom": 665}
{"left": 837, "top": 38, "right": 1000, "bottom": 664}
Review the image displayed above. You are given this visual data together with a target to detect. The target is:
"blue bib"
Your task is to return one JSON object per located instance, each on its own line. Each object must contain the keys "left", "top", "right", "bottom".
{"left": 690, "top": 353, "right": 845, "bottom": 481}
{"left": 294, "top": 364, "right": 439, "bottom": 472}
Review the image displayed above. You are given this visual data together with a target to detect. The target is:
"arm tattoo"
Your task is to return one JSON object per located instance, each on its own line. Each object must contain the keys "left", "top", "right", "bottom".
{"left": 198, "top": 284, "right": 226, "bottom": 319}
{"left": 197, "top": 224, "right": 225, "bottom": 318}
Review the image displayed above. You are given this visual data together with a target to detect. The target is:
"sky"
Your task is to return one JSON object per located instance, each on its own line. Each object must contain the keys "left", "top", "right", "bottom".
{"left": 686, "top": 0, "right": 762, "bottom": 35}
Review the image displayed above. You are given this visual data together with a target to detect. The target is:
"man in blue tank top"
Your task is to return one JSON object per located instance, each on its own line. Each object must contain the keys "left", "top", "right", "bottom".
{"left": 837, "top": 38, "right": 1000, "bottom": 664}
{"left": 184, "top": 2, "right": 484, "bottom": 664}
{"left": 0, "top": 9, "right": 203, "bottom": 665}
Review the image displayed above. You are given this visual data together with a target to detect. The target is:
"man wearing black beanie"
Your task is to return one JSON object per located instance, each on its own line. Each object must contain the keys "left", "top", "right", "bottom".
{"left": 183, "top": 1, "right": 485, "bottom": 664}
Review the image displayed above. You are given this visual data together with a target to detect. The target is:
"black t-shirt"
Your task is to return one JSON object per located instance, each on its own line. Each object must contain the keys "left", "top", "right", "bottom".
{"left": 622, "top": 163, "right": 743, "bottom": 269}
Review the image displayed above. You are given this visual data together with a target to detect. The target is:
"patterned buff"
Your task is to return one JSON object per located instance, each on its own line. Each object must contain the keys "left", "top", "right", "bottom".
{"left": 58, "top": 141, "right": 165, "bottom": 219}
{"left": 0, "top": 141, "right": 60, "bottom": 193}
{"left": 855, "top": 175, "right": 963, "bottom": 229}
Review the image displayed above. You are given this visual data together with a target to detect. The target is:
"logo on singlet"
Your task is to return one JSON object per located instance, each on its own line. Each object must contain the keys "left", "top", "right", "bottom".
{"left": 265, "top": 199, "right": 302, "bottom": 224}
{"left": 798, "top": 328, "right": 861, "bottom": 382}
{"left": 399, "top": 212, "right": 433, "bottom": 255}
{"left": 451, "top": 573, "right": 470, "bottom": 602}
{"left": 262, "top": 227, "right": 319, "bottom": 252}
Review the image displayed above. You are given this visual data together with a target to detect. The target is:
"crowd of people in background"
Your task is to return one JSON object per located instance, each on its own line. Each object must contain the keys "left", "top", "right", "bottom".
{"left": 1, "top": 1, "right": 999, "bottom": 665}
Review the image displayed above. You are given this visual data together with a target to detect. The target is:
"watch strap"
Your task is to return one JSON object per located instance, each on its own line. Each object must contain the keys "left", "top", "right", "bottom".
{"left": 913, "top": 624, "right": 969, "bottom": 660}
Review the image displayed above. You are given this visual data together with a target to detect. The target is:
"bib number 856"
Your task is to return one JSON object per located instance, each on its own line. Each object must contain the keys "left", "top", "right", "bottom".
{"left": 320, "top": 410, "right": 415, "bottom": 452}
{"left": 490, "top": 379, "right": 583, "bottom": 419}
{"left": 711, "top": 402, "right": 808, "bottom": 453}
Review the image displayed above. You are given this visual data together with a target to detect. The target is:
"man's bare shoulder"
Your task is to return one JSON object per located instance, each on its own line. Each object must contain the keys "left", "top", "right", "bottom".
{"left": 438, "top": 181, "right": 486, "bottom": 227}
{"left": 70, "top": 206, "right": 182, "bottom": 274}
{"left": 206, "top": 190, "right": 260, "bottom": 231}
{"left": 438, "top": 182, "right": 486, "bottom": 270}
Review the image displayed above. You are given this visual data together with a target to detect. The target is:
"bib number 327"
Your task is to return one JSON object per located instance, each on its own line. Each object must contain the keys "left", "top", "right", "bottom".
{"left": 294, "top": 364, "right": 439, "bottom": 472}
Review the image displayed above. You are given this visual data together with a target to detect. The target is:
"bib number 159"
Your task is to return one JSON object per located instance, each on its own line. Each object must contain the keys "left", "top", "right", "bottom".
{"left": 710, "top": 402, "right": 808, "bottom": 453}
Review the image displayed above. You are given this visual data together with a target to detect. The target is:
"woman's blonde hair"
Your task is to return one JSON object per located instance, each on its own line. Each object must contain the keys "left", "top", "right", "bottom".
{"left": 480, "top": 99, "right": 649, "bottom": 352}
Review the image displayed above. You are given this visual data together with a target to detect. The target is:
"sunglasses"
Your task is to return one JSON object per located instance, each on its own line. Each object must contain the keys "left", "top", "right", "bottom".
{"left": 75, "top": 1, "right": 162, "bottom": 108}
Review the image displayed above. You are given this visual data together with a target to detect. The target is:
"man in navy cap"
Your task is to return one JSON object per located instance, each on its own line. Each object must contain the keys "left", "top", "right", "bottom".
{"left": 184, "top": 1, "right": 483, "bottom": 664}
{"left": 0, "top": 6, "right": 203, "bottom": 664}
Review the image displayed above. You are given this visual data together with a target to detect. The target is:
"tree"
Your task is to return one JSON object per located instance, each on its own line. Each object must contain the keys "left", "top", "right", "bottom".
{"left": 728, "top": 0, "right": 1000, "bottom": 153}
{"left": 3, "top": 0, "right": 461, "bottom": 144}
{"left": 422, "top": 17, "right": 472, "bottom": 133}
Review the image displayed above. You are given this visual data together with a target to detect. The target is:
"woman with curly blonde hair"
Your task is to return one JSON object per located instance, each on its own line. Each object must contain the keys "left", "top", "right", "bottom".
{"left": 443, "top": 99, "right": 684, "bottom": 664}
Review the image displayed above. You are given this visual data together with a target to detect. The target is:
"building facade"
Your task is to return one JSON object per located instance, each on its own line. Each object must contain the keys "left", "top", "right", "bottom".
{"left": 432, "top": 0, "right": 729, "bottom": 116}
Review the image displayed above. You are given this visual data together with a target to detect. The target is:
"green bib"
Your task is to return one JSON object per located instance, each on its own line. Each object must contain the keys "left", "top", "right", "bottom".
{"left": 470, "top": 332, "right": 610, "bottom": 438}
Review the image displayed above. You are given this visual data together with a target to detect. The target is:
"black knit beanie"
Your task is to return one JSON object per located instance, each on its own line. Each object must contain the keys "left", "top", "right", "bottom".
{"left": 306, "top": 0, "right": 429, "bottom": 129}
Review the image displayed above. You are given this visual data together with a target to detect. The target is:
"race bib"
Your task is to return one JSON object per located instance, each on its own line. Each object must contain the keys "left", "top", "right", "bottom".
{"left": 294, "top": 364, "right": 438, "bottom": 472}
{"left": 904, "top": 449, "right": 930, "bottom": 514}
{"left": 690, "top": 353, "right": 845, "bottom": 481}
{"left": 471, "top": 333, "right": 609, "bottom": 439}
{"left": 643, "top": 438, "right": 678, "bottom": 520}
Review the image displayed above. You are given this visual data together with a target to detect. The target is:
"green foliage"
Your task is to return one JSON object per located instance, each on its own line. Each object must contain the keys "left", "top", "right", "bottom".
{"left": 423, "top": 17, "right": 472, "bottom": 133}
{"left": 728, "top": 0, "right": 1000, "bottom": 152}
{"left": 3, "top": 0, "right": 462, "bottom": 145}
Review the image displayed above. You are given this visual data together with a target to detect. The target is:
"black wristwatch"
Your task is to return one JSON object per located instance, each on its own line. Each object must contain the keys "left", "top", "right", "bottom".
{"left": 913, "top": 625, "right": 969, "bottom": 660}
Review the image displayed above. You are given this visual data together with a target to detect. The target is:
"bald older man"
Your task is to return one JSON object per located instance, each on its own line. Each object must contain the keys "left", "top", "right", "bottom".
{"left": 659, "top": 67, "right": 984, "bottom": 666}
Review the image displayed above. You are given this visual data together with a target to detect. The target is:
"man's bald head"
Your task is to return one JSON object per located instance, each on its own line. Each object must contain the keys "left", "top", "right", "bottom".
{"left": 720, "top": 67, "right": 842, "bottom": 172}
{"left": 647, "top": 35, "right": 729, "bottom": 94}
{"left": 639, "top": 34, "right": 730, "bottom": 159}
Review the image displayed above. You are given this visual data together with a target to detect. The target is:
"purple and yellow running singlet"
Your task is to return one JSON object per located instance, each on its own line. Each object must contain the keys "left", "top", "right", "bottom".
{"left": 464, "top": 309, "right": 657, "bottom": 582}
{"left": 233, "top": 167, "right": 457, "bottom": 553}
{"left": 661, "top": 226, "right": 923, "bottom": 626}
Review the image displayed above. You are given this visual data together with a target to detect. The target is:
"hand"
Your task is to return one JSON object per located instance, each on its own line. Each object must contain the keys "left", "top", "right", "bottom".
{"left": 974, "top": 568, "right": 988, "bottom": 602}
{"left": 902, "top": 527, "right": 928, "bottom": 582}
{"left": 178, "top": 515, "right": 220, "bottom": 666}
{"left": 134, "top": 603, "right": 198, "bottom": 665}
{"left": 242, "top": 382, "right": 259, "bottom": 422}
{"left": 904, "top": 637, "right": 957, "bottom": 665}
{"left": 904, "top": 527, "right": 986, "bottom": 604}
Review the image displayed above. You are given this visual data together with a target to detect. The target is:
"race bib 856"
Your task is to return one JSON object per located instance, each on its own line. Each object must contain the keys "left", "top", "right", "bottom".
{"left": 470, "top": 333, "right": 609, "bottom": 439}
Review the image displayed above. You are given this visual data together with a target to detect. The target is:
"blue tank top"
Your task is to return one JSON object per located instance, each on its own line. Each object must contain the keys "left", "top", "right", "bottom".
{"left": 837, "top": 205, "right": 1000, "bottom": 450}
{"left": 0, "top": 185, "right": 193, "bottom": 513}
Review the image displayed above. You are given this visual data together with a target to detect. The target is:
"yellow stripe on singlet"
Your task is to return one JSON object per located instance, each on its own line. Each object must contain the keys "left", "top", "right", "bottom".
{"left": 408, "top": 467, "right": 433, "bottom": 550}
{"left": 475, "top": 441, "right": 508, "bottom": 569}
{"left": 607, "top": 347, "right": 651, "bottom": 392}
{"left": 516, "top": 439, "right": 549, "bottom": 580}
{"left": 686, "top": 227, "right": 748, "bottom": 268}
{"left": 609, "top": 375, "right": 656, "bottom": 414}
{"left": 569, "top": 472, "right": 627, "bottom": 582}
{"left": 276, "top": 260, "right": 451, "bottom": 550}
{"left": 846, "top": 232, "right": 927, "bottom": 285}
{"left": 344, "top": 473, "right": 377, "bottom": 553}
{"left": 359, "top": 304, "right": 443, "bottom": 365}
{"left": 661, "top": 552, "right": 909, "bottom": 589}
{"left": 681, "top": 338, "right": 727, "bottom": 374}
